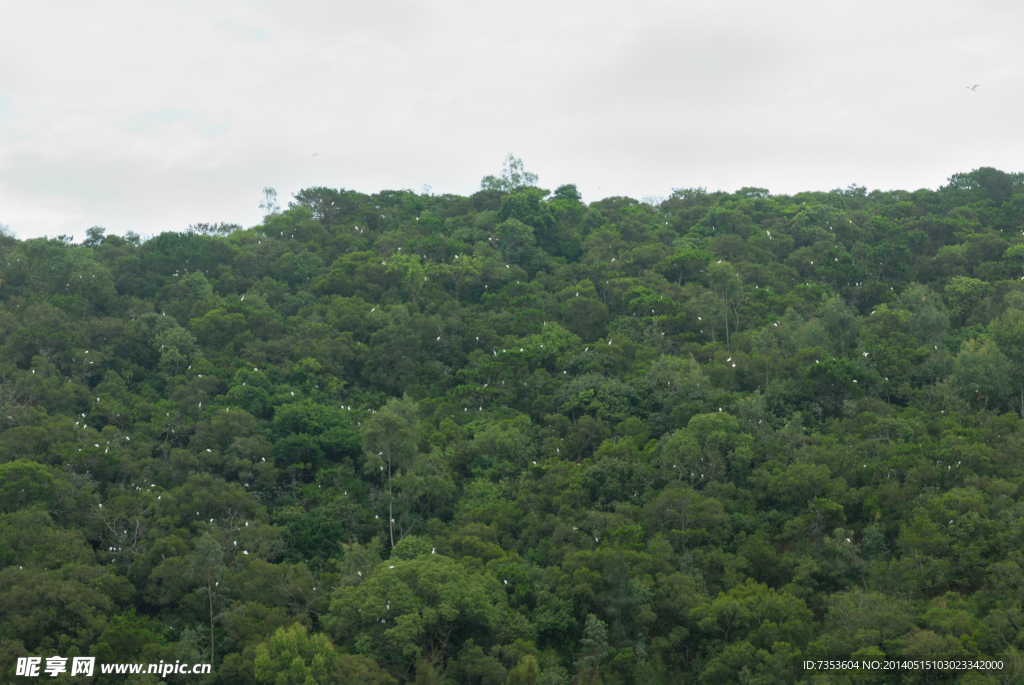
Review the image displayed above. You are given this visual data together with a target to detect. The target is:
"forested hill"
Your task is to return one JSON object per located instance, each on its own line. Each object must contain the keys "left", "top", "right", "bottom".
{"left": 4, "top": 166, "right": 1024, "bottom": 684}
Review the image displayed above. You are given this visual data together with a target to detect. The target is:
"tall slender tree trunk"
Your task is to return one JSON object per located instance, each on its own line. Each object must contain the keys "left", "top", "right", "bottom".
{"left": 207, "top": 574, "right": 215, "bottom": 665}
{"left": 388, "top": 458, "right": 395, "bottom": 549}
{"left": 723, "top": 294, "right": 730, "bottom": 347}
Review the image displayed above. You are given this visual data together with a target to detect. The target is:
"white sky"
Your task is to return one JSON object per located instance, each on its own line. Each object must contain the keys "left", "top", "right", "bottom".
{"left": 1, "top": 0, "right": 1021, "bottom": 239}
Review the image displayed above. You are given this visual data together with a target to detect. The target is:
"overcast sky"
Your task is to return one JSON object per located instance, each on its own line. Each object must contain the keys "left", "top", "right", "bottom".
{"left": 0, "top": 0, "right": 1021, "bottom": 239}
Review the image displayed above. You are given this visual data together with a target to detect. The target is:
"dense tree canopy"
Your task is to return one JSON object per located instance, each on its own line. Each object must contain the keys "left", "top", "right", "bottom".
{"left": 3, "top": 165, "right": 1024, "bottom": 683}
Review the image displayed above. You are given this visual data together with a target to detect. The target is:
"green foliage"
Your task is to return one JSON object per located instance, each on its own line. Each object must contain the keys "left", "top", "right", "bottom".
{"left": 0, "top": 460, "right": 59, "bottom": 513}
{"left": 324, "top": 555, "right": 529, "bottom": 678}
{"left": 573, "top": 615, "right": 609, "bottom": 685}
{"left": 951, "top": 339, "right": 1010, "bottom": 409}
{"left": 254, "top": 623, "right": 396, "bottom": 685}
{"left": 4, "top": 168, "right": 1024, "bottom": 683}
{"left": 480, "top": 154, "right": 539, "bottom": 193}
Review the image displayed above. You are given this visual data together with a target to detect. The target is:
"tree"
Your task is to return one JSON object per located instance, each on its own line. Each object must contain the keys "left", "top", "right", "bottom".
{"left": 82, "top": 226, "right": 106, "bottom": 247}
{"left": 506, "top": 654, "right": 541, "bottom": 685}
{"left": 154, "top": 324, "right": 199, "bottom": 376}
{"left": 991, "top": 307, "right": 1024, "bottom": 417}
{"left": 558, "top": 280, "right": 609, "bottom": 340}
{"left": 642, "top": 486, "right": 728, "bottom": 549}
{"left": 260, "top": 187, "right": 281, "bottom": 218}
{"left": 898, "top": 283, "right": 949, "bottom": 345}
{"left": 255, "top": 623, "right": 396, "bottom": 685}
{"left": 385, "top": 252, "right": 428, "bottom": 303}
{"left": 802, "top": 356, "right": 865, "bottom": 418}
{"left": 289, "top": 187, "right": 348, "bottom": 228}
{"left": 944, "top": 276, "right": 988, "bottom": 327}
{"left": 951, "top": 338, "right": 1010, "bottom": 410}
{"left": 656, "top": 247, "right": 711, "bottom": 285}
{"left": 552, "top": 184, "right": 581, "bottom": 202}
{"left": 494, "top": 219, "right": 536, "bottom": 265}
{"left": 818, "top": 295, "right": 859, "bottom": 356}
{"left": 362, "top": 396, "right": 420, "bottom": 549}
{"left": 90, "top": 608, "right": 168, "bottom": 663}
{"left": 574, "top": 615, "right": 609, "bottom": 685}
{"left": 324, "top": 555, "right": 529, "bottom": 678}
{"left": 707, "top": 260, "right": 741, "bottom": 347}
{"left": 480, "top": 154, "right": 539, "bottom": 192}
{"left": 666, "top": 412, "right": 753, "bottom": 485}
{"left": 0, "top": 460, "right": 60, "bottom": 513}
{"left": 255, "top": 624, "right": 336, "bottom": 685}
{"left": 692, "top": 580, "right": 812, "bottom": 684}
{"left": 431, "top": 254, "right": 481, "bottom": 301}
{"left": 945, "top": 167, "right": 1015, "bottom": 205}
{"left": 0, "top": 564, "right": 134, "bottom": 655}
{"left": 188, "top": 533, "right": 226, "bottom": 666}
{"left": 812, "top": 591, "right": 914, "bottom": 657}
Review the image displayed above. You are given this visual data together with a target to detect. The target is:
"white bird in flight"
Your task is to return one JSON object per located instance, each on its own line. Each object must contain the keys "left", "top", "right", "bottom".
{"left": 966, "top": 84, "right": 979, "bottom": 91}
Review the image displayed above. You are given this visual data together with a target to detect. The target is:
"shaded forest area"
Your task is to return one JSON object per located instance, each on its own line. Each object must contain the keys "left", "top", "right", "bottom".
{"left": 3, "top": 165, "right": 1024, "bottom": 684}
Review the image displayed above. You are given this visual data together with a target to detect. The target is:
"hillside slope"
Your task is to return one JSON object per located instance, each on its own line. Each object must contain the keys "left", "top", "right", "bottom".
{"left": 2, "top": 168, "right": 1024, "bottom": 683}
